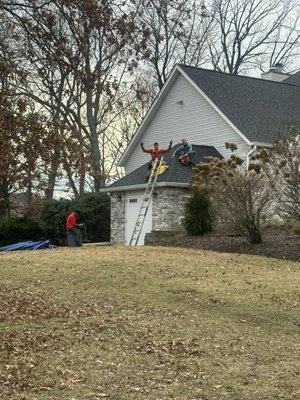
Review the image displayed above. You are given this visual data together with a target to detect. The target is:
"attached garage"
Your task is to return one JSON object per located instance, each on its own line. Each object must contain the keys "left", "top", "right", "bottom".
{"left": 125, "top": 193, "right": 152, "bottom": 245}
{"left": 103, "top": 144, "right": 222, "bottom": 245}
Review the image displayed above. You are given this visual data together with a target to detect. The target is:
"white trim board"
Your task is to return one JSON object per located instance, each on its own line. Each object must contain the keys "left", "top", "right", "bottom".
{"left": 101, "top": 181, "right": 189, "bottom": 193}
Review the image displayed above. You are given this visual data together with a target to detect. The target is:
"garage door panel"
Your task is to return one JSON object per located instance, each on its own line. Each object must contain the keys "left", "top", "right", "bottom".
{"left": 125, "top": 193, "right": 152, "bottom": 245}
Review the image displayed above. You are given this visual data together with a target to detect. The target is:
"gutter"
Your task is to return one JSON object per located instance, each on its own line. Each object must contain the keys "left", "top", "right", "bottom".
{"left": 251, "top": 141, "right": 273, "bottom": 148}
{"left": 246, "top": 144, "right": 257, "bottom": 168}
{"left": 100, "top": 181, "right": 190, "bottom": 193}
{"left": 246, "top": 141, "right": 273, "bottom": 167}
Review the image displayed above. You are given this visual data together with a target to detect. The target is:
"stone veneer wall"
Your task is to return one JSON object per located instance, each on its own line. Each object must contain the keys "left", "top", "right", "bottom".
{"left": 110, "top": 187, "right": 191, "bottom": 245}
{"left": 110, "top": 193, "right": 126, "bottom": 244}
{"left": 152, "top": 187, "right": 191, "bottom": 231}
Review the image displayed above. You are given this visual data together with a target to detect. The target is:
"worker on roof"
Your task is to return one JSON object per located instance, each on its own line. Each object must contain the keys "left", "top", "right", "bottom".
{"left": 140, "top": 140, "right": 173, "bottom": 170}
{"left": 173, "top": 138, "right": 193, "bottom": 165}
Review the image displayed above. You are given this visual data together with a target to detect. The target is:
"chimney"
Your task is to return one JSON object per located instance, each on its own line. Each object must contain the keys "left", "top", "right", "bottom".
{"left": 261, "top": 63, "right": 289, "bottom": 82}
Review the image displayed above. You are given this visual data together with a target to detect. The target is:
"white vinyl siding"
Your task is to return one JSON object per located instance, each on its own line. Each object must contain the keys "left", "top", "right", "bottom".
{"left": 124, "top": 73, "right": 250, "bottom": 174}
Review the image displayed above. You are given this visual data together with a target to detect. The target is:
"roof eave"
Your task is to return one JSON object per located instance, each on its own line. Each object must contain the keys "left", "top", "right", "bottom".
{"left": 251, "top": 141, "right": 273, "bottom": 148}
{"left": 101, "top": 181, "right": 190, "bottom": 193}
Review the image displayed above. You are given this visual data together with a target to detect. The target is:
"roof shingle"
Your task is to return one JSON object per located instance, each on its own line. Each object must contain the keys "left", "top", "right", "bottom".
{"left": 108, "top": 144, "right": 222, "bottom": 190}
{"left": 179, "top": 65, "right": 300, "bottom": 143}
{"left": 283, "top": 71, "right": 300, "bottom": 87}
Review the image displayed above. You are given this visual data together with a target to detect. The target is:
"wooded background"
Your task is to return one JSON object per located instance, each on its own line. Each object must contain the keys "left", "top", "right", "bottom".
{"left": 0, "top": 0, "right": 299, "bottom": 219}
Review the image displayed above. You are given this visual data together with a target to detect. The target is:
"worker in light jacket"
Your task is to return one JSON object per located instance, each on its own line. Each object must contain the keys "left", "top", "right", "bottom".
{"left": 173, "top": 138, "right": 193, "bottom": 165}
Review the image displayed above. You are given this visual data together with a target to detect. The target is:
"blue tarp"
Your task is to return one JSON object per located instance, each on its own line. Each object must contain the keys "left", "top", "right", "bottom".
{"left": 0, "top": 240, "right": 56, "bottom": 252}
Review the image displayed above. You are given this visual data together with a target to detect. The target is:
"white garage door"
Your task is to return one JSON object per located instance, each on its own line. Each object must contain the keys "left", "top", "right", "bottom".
{"left": 125, "top": 193, "right": 152, "bottom": 245}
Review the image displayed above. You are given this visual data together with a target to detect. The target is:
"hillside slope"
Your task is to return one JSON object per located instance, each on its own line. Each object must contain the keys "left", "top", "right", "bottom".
{"left": 0, "top": 246, "right": 299, "bottom": 400}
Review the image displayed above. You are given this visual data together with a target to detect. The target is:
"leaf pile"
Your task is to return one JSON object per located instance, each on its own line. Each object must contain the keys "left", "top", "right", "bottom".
{"left": 0, "top": 284, "right": 69, "bottom": 322}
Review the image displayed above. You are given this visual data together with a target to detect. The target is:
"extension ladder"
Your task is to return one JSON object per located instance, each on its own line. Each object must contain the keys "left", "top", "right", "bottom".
{"left": 129, "top": 157, "right": 164, "bottom": 246}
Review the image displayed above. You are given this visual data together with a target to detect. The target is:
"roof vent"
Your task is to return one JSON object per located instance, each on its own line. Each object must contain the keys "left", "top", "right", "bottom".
{"left": 274, "top": 63, "right": 283, "bottom": 73}
{"left": 261, "top": 63, "right": 288, "bottom": 82}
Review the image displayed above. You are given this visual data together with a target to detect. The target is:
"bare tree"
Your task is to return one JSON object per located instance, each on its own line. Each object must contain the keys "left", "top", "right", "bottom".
{"left": 208, "top": 0, "right": 300, "bottom": 74}
{"left": 3, "top": 0, "right": 143, "bottom": 192}
{"left": 268, "top": 127, "right": 300, "bottom": 223}
{"left": 193, "top": 144, "right": 273, "bottom": 243}
{"left": 137, "top": 0, "right": 213, "bottom": 89}
{"left": 103, "top": 74, "right": 157, "bottom": 181}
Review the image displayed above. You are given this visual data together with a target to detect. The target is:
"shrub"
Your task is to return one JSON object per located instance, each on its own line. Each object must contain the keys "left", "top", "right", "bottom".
{"left": 268, "top": 127, "right": 300, "bottom": 222}
{"left": 0, "top": 217, "right": 44, "bottom": 246}
{"left": 193, "top": 145, "right": 273, "bottom": 244}
{"left": 184, "top": 188, "right": 212, "bottom": 235}
{"left": 292, "top": 225, "right": 300, "bottom": 235}
{"left": 40, "top": 198, "right": 72, "bottom": 245}
{"left": 72, "top": 192, "right": 110, "bottom": 243}
{"left": 40, "top": 193, "right": 110, "bottom": 245}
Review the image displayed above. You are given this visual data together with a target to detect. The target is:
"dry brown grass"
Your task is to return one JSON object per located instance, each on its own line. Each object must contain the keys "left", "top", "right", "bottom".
{"left": 0, "top": 246, "right": 299, "bottom": 400}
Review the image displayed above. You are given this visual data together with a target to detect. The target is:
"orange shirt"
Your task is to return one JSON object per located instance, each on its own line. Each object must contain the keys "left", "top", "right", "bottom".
{"left": 141, "top": 143, "right": 172, "bottom": 160}
{"left": 66, "top": 212, "right": 79, "bottom": 230}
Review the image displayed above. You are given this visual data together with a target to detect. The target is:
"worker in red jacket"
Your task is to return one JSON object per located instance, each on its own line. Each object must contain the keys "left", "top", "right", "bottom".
{"left": 66, "top": 208, "right": 83, "bottom": 247}
{"left": 141, "top": 141, "right": 173, "bottom": 170}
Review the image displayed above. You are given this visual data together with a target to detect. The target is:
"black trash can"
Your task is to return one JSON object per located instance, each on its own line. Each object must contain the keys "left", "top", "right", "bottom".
{"left": 67, "top": 228, "right": 82, "bottom": 247}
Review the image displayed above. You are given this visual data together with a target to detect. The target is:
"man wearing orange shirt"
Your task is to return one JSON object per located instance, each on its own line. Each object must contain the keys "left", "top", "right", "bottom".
{"left": 141, "top": 141, "right": 173, "bottom": 170}
{"left": 66, "top": 208, "right": 82, "bottom": 247}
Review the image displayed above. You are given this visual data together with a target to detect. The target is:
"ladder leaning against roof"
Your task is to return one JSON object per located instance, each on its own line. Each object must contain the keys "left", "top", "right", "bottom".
{"left": 129, "top": 157, "right": 164, "bottom": 246}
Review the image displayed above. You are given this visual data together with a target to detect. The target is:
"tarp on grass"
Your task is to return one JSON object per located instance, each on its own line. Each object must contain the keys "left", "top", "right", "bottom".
{"left": 0, "top": 240, "right": 56, "bottom": 252}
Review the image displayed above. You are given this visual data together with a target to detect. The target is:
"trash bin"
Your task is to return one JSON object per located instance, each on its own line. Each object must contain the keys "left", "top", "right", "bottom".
{"left": 67, "top": 228, "right": 82, "bottom": 247}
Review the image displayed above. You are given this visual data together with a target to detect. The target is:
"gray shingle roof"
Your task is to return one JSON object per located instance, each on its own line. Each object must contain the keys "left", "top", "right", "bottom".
{"left": 108, "top": 144, "right": 222, "bottom": 189}
{"left": 179, "top": 65, "right": 300, "bottom": 143}
{"left": 283, "top": 71, "right": 300, "bottom": 86}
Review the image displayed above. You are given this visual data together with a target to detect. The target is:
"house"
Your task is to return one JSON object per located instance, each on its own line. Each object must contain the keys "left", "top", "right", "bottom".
{"left": 103, "top": 64, "right": 300, "bottom": 245}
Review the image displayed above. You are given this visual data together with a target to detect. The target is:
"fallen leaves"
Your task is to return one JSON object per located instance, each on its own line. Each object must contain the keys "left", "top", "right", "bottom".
{"left": 136, "top": 338, "right": 205, "bottom": 358}
{"left": 0, "top": 284, "right": 69, "bottom": 322}
{"left": 0, "top": 246, "right": 298, "bottom": 400}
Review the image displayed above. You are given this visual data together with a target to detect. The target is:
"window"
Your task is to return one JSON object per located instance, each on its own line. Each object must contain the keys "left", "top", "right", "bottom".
{"left": 129, "top": 198, "right": 137, "bottom": 203}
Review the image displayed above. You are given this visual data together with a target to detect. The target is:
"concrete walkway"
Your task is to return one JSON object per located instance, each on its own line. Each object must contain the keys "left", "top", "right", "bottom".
{"left": 82, "top": 242, "right": 111, "bottom": 247}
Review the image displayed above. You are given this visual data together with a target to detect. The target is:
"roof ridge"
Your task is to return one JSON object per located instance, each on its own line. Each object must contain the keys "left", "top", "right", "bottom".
{"left": 173, "top": 143, "right": 215, "bottom": 147}
{"left": 177, "top": 64, "right": 300, "bottom": 88}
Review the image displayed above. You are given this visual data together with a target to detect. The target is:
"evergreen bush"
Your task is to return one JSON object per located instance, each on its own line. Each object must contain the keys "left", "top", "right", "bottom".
{"left": 183, "top": 188, "right": 212, "bottom": 235}
{"left": 0, "top": 217, "right": 45, "bottom": 246}
{"left": 40, "top": 198, "right": 72, "bottom": 245}
{"left": 40, "top": 193, "right": 110, "bottom": 244}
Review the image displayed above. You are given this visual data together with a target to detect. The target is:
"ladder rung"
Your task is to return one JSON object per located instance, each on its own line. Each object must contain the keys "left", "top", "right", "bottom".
{"left": 129, "top": 156, "right": 164, "bottom": 246}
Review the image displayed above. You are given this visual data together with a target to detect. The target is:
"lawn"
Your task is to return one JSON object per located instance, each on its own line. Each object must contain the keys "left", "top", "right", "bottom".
{"left": 0, "top": 246, "right": 299, "bottom": 400}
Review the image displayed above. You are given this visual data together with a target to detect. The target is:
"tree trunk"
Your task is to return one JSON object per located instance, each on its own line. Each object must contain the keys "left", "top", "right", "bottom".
{"left": 45, "top": 149, "right": 60, "bottom": 200}
{"left": 86, "top": 100, "right": 103, "bottom": 191}
{"left": 0, "top": 184, "right": 10, "bottom": 221}
{"left": 90, "top": 143, "right": 103, "bottom": 192}
{"left": 61, "top": 150, "right": 79, "bottom": 197}
{"left": 79, "top": 167, "right": 85, "bottom": 195}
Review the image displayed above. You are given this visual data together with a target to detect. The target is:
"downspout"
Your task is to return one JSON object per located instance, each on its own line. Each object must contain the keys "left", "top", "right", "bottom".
{"left": 246, "top": 144, "right": 257, "bottom": 168}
